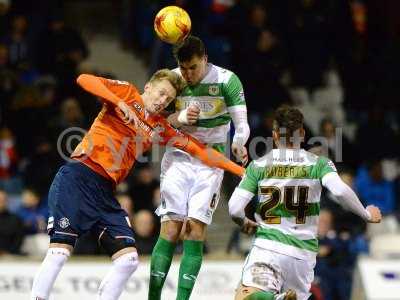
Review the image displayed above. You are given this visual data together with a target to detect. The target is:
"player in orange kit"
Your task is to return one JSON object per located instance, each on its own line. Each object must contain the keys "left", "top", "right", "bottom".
{"left": 30, "top": 69, "right": 244, "bottom": 300}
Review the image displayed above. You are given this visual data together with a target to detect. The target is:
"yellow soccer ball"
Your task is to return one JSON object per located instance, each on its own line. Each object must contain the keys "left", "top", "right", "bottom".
{"left": 154, "top": 6, "right": 191, "bottom": 44}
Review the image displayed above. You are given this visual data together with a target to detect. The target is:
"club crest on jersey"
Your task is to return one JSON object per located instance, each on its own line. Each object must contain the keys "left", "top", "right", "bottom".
{"left": 58, "top": 217, "right": 70, "bottom": 229}
{"left": 208, "top": 85, "right": 219, "bottom": 96}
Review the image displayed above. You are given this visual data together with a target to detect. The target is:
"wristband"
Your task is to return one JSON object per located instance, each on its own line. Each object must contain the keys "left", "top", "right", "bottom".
{"left": 177, "top": 108, "right": 189, "bottom": 124}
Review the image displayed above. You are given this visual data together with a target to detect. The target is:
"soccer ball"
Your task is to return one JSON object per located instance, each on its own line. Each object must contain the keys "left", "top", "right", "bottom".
{"left": 154, "top": 6, "right": 191, "bottom": 44}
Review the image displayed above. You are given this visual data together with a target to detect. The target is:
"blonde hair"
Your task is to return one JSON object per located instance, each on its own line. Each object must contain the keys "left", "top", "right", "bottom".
{"left": 149, "top": 69, "right": 187, "bottom": 95}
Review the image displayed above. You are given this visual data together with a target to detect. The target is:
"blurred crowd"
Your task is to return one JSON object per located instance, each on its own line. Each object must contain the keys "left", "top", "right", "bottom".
{"left": 131, "top": 0, "right": 400, "bottom": 299}
{"left": 1, "top": 1, "right": 400, "bottom": 299}
{"left": 0, "top": 0, "right": 163, "bottom": 258}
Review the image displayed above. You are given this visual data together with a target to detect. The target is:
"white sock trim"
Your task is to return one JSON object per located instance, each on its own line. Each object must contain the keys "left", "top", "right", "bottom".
{"left": 48, "top": 247, "right": 71, "bottom": 257}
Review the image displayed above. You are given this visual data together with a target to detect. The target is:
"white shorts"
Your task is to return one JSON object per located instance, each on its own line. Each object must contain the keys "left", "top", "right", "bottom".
{"left": 241, "top": 245, "right": 315, "bottom": 300}
{"left": 156, "top": 150, "right": 224, "bottom": 225}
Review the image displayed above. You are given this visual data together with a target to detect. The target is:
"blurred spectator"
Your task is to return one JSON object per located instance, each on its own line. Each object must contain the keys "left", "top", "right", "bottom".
{"left": 0, "top": 43, "right": 18, "bottom": 120}
{"left": 8, "top": 77, "right": 58, "bottom": 156}
{"left": 59, "top": 97, "right": 86, "bottom": 128}
{"left": 36, "top": 14, "right": 88, "bottom": 73}
{"left": 0, "top": 189, "right": 24, "bottom": 255}
{"left": 0, "top": 0, "right": 11, "bottom": 38}
{"left": 229, "top": 2, "right": 269, "bottom": 78}
{"left": 16, "top": 188, "right": 47, "bottom": 235}
{"left": 286, "top": 0, "right": 332, "bottom": 89}
{"left": 0, "top": 0, "right": 397, "bottom": 266}
{"left": 49, "top": 97, "right": 88, "bottom": 151}
{"left": 248, "top": 110, "right": 274, "bottom": 158}
{"left": 1, "top": 14, "right": 32, "bottom": 69}
{"left": 241, "top": 28, "right": 289, "bottom": 113}
{"left": 117, "top": 193, "right": 134, "bottom": 221}
{"left": 128, "top": 164, "right": 159, "bottom": 212}
{"left": 133, "top": 209, "right": 157, "bottom": 255}
{"left": 0, "top": 127, "right": 21, "bottom": 193}
{"left": 35, "top": 14, "right": 88, "bottom": 97}
{"left": 0, "top": 127, "right": 18, "bottom": 180}
{"left": 354, "top": 160, "right": 396, "bottom": 216}
{"left": 355, "top": 160, "right": 399, "bottom": 236}
{"left": 354, "top": 106, "right": 398, "bottom": 162}
{"left": 22, "top": 136, "right": 61, "bottom": 197}
{"left": 319, "top": 118, "right": 357, "bottom": 169}
{"left": 315, "top": 209, "right": 358, "bottom": 300}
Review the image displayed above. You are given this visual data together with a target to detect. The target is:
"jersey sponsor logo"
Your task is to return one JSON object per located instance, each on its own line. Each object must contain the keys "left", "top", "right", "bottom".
{"left": 58, "top": 217, "right": 70, "bottom": 229}
{"left": 183, "top": 273, "right": 197, "bottom": 281}
{"left": 176, "top": 98, "right": 226, "bottom": 118}
{"left": 272, "top": 157, "right": 305, "bottom": 163}
{"left": 208, "top": 85, "right": 220, "bottom": 96}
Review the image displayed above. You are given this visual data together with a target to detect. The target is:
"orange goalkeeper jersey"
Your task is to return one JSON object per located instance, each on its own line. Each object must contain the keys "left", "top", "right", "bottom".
{"left": 73, "top": 74, "right": 244, "bottom": 185}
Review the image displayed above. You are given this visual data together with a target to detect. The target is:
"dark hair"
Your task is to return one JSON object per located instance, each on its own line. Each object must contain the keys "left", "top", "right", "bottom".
{"left": 173, "top": 35, "right": 206, "bottom": 63}
{"left": 273, "top": 105, "right": 304, "bottom": 137}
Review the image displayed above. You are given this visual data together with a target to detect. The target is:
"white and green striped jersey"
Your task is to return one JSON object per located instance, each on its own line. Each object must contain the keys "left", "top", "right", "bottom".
{"left": 173, "top": 64, "right": 246, "bottom": 151}
{"left": 238, "top": 149, "right": 337, "bottom": 260}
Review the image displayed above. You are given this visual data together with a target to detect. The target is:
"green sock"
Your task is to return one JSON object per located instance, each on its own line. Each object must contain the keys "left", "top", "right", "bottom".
{"left": 244, "top": 291, "right": 275, "bottom": 300}
{"left": 148, "top": 237, "right": 176, "bottom": 300}
{"left": 176, "top": 240, "right": 203, "bottom": 300}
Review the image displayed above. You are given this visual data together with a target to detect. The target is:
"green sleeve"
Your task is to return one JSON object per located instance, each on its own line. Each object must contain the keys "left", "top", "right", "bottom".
{"left": 223, "top": 73, "right": 246, "bottom": 107}
{"left": 238, "top": 161, "right": 263, "bottom": 194}
{"left": 316, "top": 156, "right": 337, "bottom": 180}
